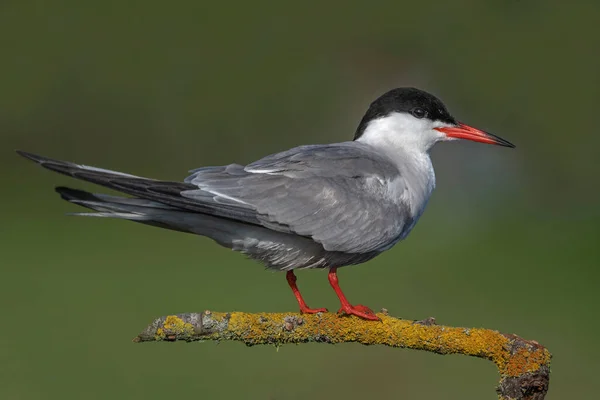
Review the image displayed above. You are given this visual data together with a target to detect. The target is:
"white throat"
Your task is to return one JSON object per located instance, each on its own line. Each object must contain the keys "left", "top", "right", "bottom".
{"left": 356, "top": 113, "right": 452, "bottom": 219}
{"left": 356, "top": 112, "right": 450, "bottom": 154}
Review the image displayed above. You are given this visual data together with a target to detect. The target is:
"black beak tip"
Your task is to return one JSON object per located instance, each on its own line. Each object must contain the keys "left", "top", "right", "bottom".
{"left": 487, "top": 133, "right": 516, "bottom": 149}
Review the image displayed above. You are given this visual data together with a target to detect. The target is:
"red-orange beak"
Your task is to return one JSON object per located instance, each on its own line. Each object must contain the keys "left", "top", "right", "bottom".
{"left": 434, "top": 123, "right": 515, "bottom": 148}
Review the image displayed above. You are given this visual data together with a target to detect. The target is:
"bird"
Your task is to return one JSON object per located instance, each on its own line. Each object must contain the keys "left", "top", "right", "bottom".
{"left": 17, "top": 87, "right": 514, "bottom": 321}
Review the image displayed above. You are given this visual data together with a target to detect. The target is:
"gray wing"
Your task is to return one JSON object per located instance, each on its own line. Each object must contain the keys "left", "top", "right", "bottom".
{"left": 183, "top": 142, "right": 412, "bottom": 253}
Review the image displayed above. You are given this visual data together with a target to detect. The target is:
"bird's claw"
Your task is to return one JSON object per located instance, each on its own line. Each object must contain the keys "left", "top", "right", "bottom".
{"left": 337, "top": 304, "right": 381, "bottom": 321}
{"left": 299, "top": 306, "right": 328, "bottom": 314}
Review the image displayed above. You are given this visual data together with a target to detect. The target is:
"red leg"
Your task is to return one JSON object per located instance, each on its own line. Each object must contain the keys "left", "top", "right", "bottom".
{"left": 286, "top": 271, "right": 328, "bottom": 314}
{"left": 328, "top": 267, "right": 380, "bottom": 321}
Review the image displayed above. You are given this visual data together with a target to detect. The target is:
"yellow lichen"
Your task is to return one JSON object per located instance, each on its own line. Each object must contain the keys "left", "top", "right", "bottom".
{"left": 225, "top": 311, "right": 514, "bottom": 370}
{"left": 150, "top": 312, "right": 550, "bottom": 378}
{"left": 160, "top": 315, "right": 195, "bottom": 338}
{"left": 139, "top": 310, "right": 551, "bottom": 399}
{"left": 155, "top": 327, "right": 165, "bottom": 339}
{"left": 503, "top": 345, "right": 552, "bottom": 377}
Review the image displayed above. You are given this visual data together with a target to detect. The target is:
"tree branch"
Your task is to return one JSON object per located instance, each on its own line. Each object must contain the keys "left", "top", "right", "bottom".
{"left": 134, "top": 311, "right": 551, "bottom": 399}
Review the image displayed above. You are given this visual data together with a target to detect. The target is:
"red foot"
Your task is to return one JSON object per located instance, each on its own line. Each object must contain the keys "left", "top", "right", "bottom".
{"left": 337, "top": 304, "right": 380, "bottom": 321}
{"left": 328, "top": 267, "right": 380, "bottom": 321}
{"left": 287, "top": 271, "right": 327, "bottom": 315}
{"left": 299, "top": 305, "right": 328, "bottom": 314}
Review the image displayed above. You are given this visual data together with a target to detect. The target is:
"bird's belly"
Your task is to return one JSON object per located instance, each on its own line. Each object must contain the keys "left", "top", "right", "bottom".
{"left": 232, "top": 235, "right": 381, "bottom": 271}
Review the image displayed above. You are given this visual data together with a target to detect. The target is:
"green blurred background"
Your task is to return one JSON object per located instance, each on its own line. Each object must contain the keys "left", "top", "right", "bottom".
{"left": 1, "top": 1, "right": 598, "bottom": 399}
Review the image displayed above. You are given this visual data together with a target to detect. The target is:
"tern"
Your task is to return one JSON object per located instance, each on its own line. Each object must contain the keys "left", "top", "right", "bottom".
{"left": 17, "top": 87, "right": 514, "bottom": 321}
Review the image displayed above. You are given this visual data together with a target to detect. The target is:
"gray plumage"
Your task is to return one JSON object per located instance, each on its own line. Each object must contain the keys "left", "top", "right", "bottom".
{"left": 17, "top": 141, "right": 415, "bottom": 271}
{"left": 184, "top": 142, "right": 412, "bottom": 254}
{"left": 19, "top": 87, "right": 510, "bottom": 274}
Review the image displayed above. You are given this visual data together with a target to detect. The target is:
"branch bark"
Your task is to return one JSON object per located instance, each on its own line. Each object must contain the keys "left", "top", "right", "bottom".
{"left": 134, "top": 311, "right": 551, "bottom": 399}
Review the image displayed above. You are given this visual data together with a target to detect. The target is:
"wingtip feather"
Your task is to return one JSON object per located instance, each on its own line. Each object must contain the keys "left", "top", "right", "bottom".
{"left": 16, "top": 150, "right": 45, "bottom": 163}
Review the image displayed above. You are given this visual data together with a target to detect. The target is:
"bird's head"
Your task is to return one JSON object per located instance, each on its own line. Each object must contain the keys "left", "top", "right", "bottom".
{"left": 354, "top": 87, "right": 514, "bottom": 153}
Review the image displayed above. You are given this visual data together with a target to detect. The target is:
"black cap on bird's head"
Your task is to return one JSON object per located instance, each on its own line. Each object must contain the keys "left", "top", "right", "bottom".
{"left": 354, "top": 87, "right": 515, "bottom": 148}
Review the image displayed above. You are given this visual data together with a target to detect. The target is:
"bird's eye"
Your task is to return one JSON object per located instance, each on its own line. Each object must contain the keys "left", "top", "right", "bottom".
{"left": 411, "top": 108, "right": 427, "bottom": 119}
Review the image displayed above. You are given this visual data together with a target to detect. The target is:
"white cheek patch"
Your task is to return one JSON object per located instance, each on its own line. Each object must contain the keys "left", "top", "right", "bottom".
{"left": 357, "top": 113, "right": 447, "bottom": 152}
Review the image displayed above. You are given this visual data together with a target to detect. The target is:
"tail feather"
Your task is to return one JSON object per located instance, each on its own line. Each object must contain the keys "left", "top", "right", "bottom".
{"left": 56, "top": 186, "right": 212, "bottom": 234}
{"left": 67, "top": 212, "right": 149, "bottom": 219}
{"left": 57, "top": 187, "right": 176, "bottom": 210}
{"left": 56, "top": 187, "right": 310, "bottom": 255}
{"left": 17, "top": 151, "right": 260, "bottom": 224}
{"left": 17, "top": 150, "right": 142, "bottom": 179}
{"left": 56, "top": 187, "right": 164, "bottom": 221}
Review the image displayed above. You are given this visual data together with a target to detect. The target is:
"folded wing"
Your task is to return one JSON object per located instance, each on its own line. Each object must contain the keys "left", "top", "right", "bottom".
{"left": 184, "top": 143, "right": 411, "bottom": 253}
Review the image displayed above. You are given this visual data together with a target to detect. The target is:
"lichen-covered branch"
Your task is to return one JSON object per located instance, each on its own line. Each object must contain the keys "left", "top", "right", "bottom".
{"left": 134, "top": 311, "right": 551, "bottom": 400}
